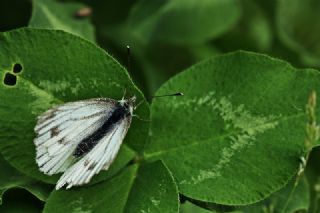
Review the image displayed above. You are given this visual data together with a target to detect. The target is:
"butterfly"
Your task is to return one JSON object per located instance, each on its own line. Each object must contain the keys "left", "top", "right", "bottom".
{"left": 34, "top": 96, "right": 137, "bottom": 190}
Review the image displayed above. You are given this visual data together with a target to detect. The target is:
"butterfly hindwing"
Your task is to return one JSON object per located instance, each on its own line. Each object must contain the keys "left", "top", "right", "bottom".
{"left": 34, "top": 98, "right": 117, "bottom": 175}
{"left": 55, "top": 116, "right": 131, "bottom": 189}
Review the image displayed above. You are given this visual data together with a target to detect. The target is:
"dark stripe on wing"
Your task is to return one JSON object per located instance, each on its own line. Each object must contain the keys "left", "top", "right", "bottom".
{"left": 73, "top": 103, "right": 131, "bottom": 157}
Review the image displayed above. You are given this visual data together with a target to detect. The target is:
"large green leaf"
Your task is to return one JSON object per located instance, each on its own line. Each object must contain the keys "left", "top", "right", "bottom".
{"left": 145, "top": 51, "right": 320, "bottom": 205}
{"left": 125, "top": 161, "right": 179, "bottom": 213}
{"left": 44, "top": 165, "right": 138, "bottom": 213}
{"left": 44, "top": 161, "right": 179, "bottom": 212}
{"left": 127, "top": 0, "right": 241, "bottom": 45}
{"left": 276, "top": 0, "right": 320, "bottom": 67}
{"left": 0, "top": 28, "right": 149, "bottom": 183}
{"left": 0, "top": 154, "right": 52, "bottom": 204}
{"left": 29, "top": 0, "right": 95, "bottom": 42}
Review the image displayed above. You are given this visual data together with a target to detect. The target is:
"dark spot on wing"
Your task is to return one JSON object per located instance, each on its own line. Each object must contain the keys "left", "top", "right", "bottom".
{"left": 3, "top": 72, "right": 16, "bottom": 86}
{"left": 88, "top": 162, "right": 97, "bottom": 170}
{"left": 50, "top": 127, "right": 59, "bottom": 137}
{"left": 46, "top": 109, "right": 57, "bottom": 120}
{"left": 13, "top": 63, "right": 23, "bottom": 74}
{"left": 58, "top": 138, "right": 67, "bottom": 145}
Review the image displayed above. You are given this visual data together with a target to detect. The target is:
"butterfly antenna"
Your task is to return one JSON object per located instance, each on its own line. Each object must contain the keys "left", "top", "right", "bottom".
{"left": 127, "top": 45, "right": 131, "bottom": 74}
{"left": 152, "top": 92, "right": 184, "bottom": 99}
{"left": 135, "top": 93, "right": 183, "bottom": 110}
{"left": 120, "top": 45, "right": 131, "bottom": 101}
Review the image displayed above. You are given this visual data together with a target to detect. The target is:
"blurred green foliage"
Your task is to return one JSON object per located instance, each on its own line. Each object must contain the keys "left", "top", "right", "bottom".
{"left": 1, "top": 0, "right": 320, "bottom": 212}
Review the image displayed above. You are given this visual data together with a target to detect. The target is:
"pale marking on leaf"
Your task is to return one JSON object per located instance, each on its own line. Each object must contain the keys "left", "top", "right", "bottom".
{"left": 150, "top": 196, "right": 160, "bottom": 206}
{"left": 24, "top": 80, "right": 60, "bottom": 115}
{"left": 70, "top": 197, "right": 92, "bottom": 213}
{"left": 39, "top": 78, "right": 83, "bottom": 96}
{"left": 39, "top": 79, "right": 70, "bottom": 93}
{"left": 71, "top": 78, "right": 83, "bottom": 95}
{"left": 157, "top": 92, "right": 279, "bottom": 185}
{"left": 107, "top": 78, "right": 122, "bottom": 89}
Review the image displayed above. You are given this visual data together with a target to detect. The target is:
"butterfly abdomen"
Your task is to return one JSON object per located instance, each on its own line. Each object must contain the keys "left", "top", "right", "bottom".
{"left": 73, "top": 104, "right": 130, "bottom": 157}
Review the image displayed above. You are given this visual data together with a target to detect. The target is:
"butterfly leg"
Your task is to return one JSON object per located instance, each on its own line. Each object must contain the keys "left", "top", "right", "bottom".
{"left": 132, "top": 114, "right": 150, "bottom": 122}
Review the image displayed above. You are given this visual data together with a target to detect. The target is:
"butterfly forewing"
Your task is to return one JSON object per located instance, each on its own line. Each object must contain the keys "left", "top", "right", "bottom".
{"left": 34, "top": 98, "right": 117, "bottom": 176}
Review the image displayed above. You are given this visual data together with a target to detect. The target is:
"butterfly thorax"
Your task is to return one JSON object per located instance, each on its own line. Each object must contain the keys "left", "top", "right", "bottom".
{"left": 73, "top": 99, "right": 134, "bottom": 158}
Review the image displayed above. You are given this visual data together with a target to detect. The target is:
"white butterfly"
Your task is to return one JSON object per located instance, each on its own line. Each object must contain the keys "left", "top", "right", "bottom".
{"left": 34, "top": 96, "right": 136, "bottom": 189}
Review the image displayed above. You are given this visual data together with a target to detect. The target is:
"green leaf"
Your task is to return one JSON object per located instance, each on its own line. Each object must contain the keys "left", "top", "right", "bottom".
{"left": 239, "top": 176, "right": 310, "bottom": 213}
{"left": 180, "top": 201, "right": 214, "bottom": 213}
{"left": 215, "top": 0, "right": 273, "bottom": 52}
{"left": 276, "top": 0, "right": 320, "bottom": 67}
{"left": 145, "top": 51, "right": 320, "bottom": 205}
{"left": 43, "top": 165, "right": 138, "bottom": 213}
{"left": 0, "top": 28, "right": 149, "bottom": 184}
{"left": 125, "top": 161, "right": 179, "bottom": 213}
{"left": 306, "top": 147, "right": 320, "bottom": 213}
{"left": 44, "top": 161, "right": 179, "bottom": 212}
{"left": 29, "top": 0, "right": 95, "bottom": 42}
{"left": 0, "top": 154, "right": 52, "bottom": 204}
{"left": 127, "top": 0, "right": 241, "bottom": 45}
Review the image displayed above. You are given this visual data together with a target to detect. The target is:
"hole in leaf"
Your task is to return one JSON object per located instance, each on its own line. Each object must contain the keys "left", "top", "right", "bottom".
{"left": 13, "top": 63, "right": 23, "bottom": 74}
{"left": 3, "top": 72, "right": 16, "bottom": 86}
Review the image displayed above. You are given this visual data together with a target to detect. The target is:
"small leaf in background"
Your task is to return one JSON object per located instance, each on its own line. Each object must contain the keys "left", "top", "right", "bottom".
{"left": 0, "top": 154, "right": 52, "bottom": 204}
{"left": 0, "top": 188, "right": 44, "bottom": 213}
{"left": 43, "top": 165, "right": 138, "bottom": 213}
{"left": 276, "top": 0, "right": 320, "bottom": 67}
{"left": 180, "top": 201, "right": 214, "bottom": 213}
{"left": 239, "top": 176, "right": 309, "bottom": 213}
{"left": 132, "top": 42, "right": 208, "bottom": 96}
{"left": 0, "top": 28, "right": 149, "bottom": 183}
{"left": 29, "top": 0, "right": 95, "bottom": 42}
{"left": 145, "top": 51, "right": 320, "bottom": 205}
{"left": 305, "top": 147, "right": 320, "bottom": 213}
{"left": 127, "top": 0, "right": 241, "bottom": 45}
{"left": 180, "top": 196, "right": 237, "bottom": 213}
{"left": 125, "top": 161, "right": 179, "bottom": 213}
{"left": 0, "top": 0, "right": 31, "bottom": 32}
{"left": 214, "top": 0, "right": 273, "bottom": 52}
{"left": 95, "top": 0, "right": 240, "bottom": 96}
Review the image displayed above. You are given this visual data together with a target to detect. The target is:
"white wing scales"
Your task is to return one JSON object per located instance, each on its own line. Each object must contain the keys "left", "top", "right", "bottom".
{"left": 34, "top": 99, "right": 116, "bottom": 176}
{"left": 55, "top": 118, "right": 130, "bottom": 189}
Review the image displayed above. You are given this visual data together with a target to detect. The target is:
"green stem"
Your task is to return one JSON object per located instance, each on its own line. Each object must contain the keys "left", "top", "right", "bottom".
{"left": 281, "top": 152, "right": 310, "bottom": 213}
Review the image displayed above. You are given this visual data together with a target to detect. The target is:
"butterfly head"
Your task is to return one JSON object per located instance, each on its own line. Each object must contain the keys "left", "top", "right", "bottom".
{"left": 119, "top": 96, "right": 136, "bottom": 115}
